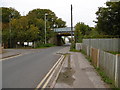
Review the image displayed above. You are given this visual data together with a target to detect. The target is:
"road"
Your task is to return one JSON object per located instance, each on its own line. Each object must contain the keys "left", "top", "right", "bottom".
{"left": 2, "top": 46, "right": 68, "bottom": 88}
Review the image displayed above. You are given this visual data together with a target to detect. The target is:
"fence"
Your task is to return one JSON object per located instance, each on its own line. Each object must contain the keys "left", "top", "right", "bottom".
{"left": 76, "top": 43, "right": 82, "bottom": 51}
{"left": 83, "top": 39, "right": 120, "bottom": 52}
{"left": 99, "top": 50, "right": 116, "bottom": 82}
{"left": 77, "top": 42, "right": 120, "bottom": 88}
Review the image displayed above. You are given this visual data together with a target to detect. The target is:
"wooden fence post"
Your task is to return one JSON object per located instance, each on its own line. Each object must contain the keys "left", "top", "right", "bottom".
{"left": 115, "top": 54, "right": 118, "bottom": 87}
{"left": 97, "top": 49, "right": 100, "bottom": 68}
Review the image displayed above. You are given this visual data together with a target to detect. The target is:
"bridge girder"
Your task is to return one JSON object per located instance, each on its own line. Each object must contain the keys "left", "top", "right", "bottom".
{"left": 56, "top": 31, "right": 74, "bottom": 36}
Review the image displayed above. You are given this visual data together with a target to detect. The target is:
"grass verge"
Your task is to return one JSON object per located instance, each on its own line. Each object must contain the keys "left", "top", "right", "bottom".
{"left": 107, "top": 51, "right": 120, "bottom": 55}
{"left": 96, "top": 68, "right": 113, "bottom": 85}
{"left": 70, "top": 49, "right": 80, "bottom": 52}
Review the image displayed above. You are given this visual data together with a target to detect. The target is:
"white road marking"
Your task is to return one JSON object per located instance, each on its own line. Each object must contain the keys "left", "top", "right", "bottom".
{"left": 35, "top": 55, "right": 64, "bottom": 89}
{"left": 0, "top": 54, "right": 22, "bottom": 61}
{"left": 42, "top": 56, "right": 64, "bottom": 89}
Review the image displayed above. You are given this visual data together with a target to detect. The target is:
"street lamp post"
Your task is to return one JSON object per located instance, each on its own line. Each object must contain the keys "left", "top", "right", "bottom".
{"left": 44, "top": 13, "right": 48, "bottom": 44}
{"left": 44, "top": 13, "right": 54, "bottom": 44}
{"left": 9, "top": 15, "right": 12, "bottom": 48}
{"left": 9, "top": 12, "right": 14, "bottom": 48}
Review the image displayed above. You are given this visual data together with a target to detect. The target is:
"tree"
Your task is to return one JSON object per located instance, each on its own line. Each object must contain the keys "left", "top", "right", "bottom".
{"left": 27, "top": 9, "right": 57, "bottom": 28}
{"left": 74, "top": 22, "right": 92, "bottom": 42}
{"left": 75, "top": 22, "right": 91, "bottom": 36}
{"left": 10, "top": 16, "right": 40, "bottom": 42}
{"left": 74, "top": 28, "right": 82, "bottom": 43}
{"left": 1, "top": 7, "right": 20, "bottom": 23}
{"left": 26, "top": 25, "right": 40, "bottom": 42}
{"left": 95, "top": 1, "right": 120, "bottom": 35}
{"left": 2, "top": 16, "right": 41, "bottom": 47}
{"left": 2, "top": 28, "right": 10, "bottom": 47}
{"left": 86, "top": 28, "right": 99, "bottom": 38}
{"left": 55, "top": 18, "right": 66, "bottom": 28}
{"left": 27, "top": 9, "right": 66, "bottom": 28}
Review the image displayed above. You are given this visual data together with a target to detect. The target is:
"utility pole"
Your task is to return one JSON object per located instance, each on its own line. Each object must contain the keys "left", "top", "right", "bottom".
{"left": 71, "top": 4, "right": 73, "bottom": 42}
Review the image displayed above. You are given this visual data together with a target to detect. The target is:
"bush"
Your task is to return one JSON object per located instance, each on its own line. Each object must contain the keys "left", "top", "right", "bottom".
{"left": 84, "top": 35, "right": 120, "bottom": 39}
{"left": 70, "top": 41, "right": 75, "bottom": 51}
{"left": 43, "top": 43, "right": 55, "bottom": 47}
{"left": 36, "top": 43, "right": 55, "bottom": 48}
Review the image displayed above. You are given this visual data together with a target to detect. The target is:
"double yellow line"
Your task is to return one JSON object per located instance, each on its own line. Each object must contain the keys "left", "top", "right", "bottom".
{"left": 35, "top": 55, "right": 65, "bottom": 90}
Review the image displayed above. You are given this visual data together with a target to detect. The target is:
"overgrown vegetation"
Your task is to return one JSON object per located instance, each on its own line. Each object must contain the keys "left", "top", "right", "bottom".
{"left": 96, "top": 68, "right": 113, "bottom": 84}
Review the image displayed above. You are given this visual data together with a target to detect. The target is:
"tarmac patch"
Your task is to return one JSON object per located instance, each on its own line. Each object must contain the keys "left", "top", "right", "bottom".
{"left": 56, "top": 56, "right": 75, "bottom": 86}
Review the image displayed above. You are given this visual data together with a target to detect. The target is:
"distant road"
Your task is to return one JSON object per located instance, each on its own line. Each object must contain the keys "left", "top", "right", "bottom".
{"left": 2, "top": 46, "right": 68, "bottom": 88}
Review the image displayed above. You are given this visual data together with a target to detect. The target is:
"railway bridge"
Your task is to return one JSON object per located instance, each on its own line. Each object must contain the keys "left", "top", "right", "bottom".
{"left": 53, "top": 27, "right": 75, "bottom": 45}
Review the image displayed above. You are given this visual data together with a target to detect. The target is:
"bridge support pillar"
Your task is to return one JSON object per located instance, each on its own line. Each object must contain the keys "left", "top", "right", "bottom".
{"left": 56, "top": 35, "right": 65, "bottom": 46}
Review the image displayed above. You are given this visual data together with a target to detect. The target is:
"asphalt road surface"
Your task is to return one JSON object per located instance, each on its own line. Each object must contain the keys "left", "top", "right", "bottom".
{"left": 2, "top": 46, "right": 67, "bottom": 88}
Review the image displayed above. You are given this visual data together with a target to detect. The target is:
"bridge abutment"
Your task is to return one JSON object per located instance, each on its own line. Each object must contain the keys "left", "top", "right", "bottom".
{"left": 56, "top": 35, "right": 65, "bottom": 46}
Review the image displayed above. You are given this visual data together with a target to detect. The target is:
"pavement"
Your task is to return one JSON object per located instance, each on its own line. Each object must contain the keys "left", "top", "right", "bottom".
{"left": 1, "top": 49, "right": 20, "bottom": 59}
{"left": 54, "top": 52, "right": 109, "bottom": 88}
{"left": 57, "top": 46, "right": 70, "bottom": 54}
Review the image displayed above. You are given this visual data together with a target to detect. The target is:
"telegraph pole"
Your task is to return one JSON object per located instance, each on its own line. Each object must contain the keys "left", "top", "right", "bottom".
{"left": 71, "top": 4, "right": 73, "bottom": 42}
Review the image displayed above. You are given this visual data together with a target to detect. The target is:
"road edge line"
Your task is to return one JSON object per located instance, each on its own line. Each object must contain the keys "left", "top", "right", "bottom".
{"left": 42, "top": 55, "right": 65, "bottom": 89}
{"left": 50, "top": 54, "right": 67, "bottom": 88}
{"left": 35, "top": 55, "right": 64, "bottom": 89}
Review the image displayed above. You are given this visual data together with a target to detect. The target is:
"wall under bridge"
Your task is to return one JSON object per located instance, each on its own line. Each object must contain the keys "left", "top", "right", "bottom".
{"left": 48, "top": 35, "right": 65, "bottom": 46}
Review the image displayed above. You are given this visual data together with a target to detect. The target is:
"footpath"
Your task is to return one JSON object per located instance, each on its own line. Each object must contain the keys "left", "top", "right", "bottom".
{"left": 54, "top": 51, "right": 109, "bottom": 88}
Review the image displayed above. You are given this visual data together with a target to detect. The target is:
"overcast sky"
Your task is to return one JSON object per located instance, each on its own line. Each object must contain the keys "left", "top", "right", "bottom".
{"left": 1, "top": 0, "right": 108, "bottom": 27}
